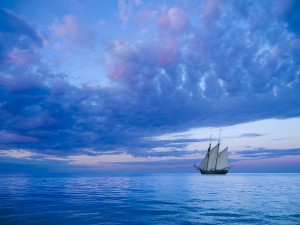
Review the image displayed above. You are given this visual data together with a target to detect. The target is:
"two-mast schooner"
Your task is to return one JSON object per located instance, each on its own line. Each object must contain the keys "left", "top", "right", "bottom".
{"left": 194, "top": 131, "right": 229, "bottom": 174}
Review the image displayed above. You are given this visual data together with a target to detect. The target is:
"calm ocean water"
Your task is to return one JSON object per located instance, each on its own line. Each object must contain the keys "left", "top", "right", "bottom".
{"left": 0, "top": 173, "right": 299, "bottom": 225}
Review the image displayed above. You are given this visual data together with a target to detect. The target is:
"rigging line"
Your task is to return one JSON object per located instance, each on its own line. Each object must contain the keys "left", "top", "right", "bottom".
{"left": 215, "top": 129, "right": 222, "bottom": 170}
{"left": 206, "top": 134, "right": 212, "bottom": 170}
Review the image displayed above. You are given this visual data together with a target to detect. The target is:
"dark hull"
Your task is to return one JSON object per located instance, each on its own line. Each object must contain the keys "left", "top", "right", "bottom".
{"left": 200, "top": 170, "right": 228, "bottom": 174}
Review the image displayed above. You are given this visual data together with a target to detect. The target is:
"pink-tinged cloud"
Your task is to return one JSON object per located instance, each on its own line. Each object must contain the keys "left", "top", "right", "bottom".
{"left": 108, "top": 62, "right": 137, "bottom": 82}
{"left": 158, "top": 7, "right": 189, "bottom": 33}
{"left": 156, "top": 40, "right": 180, "bottom": 66}
{"left": 8, "top": 48, "right": 38, "bottom": 66}
{"left": 104, "top": 38, "right": 181, "bottom": 84}
{"left": 104, "top": 41, "right": 137, "bottom": 81}
{"left": 52, "top": 15, "right": 76, "bottom": 37}
{"left": 50, "top": 15, "right": 95, "bottom": 49}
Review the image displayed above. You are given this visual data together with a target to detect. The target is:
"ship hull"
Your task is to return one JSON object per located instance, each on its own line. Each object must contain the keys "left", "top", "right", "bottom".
{"left": 200, "top": 170, "right": 228, "bottom": 174}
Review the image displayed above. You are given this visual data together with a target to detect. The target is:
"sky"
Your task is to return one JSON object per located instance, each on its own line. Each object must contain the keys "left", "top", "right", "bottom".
{"left": 0, "top": 0, "right": 300, "bottom": 174}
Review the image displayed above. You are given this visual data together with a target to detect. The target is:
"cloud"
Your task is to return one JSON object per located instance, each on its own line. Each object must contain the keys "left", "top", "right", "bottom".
{"left": 0, "top": 1, "right": 300, "bottom": 163}
{"left": 225, "top": 133, "right": 266, "bottom": 138}
{"left": 118, "top": 0, "right": 130, "bottom": 26}
{"left": 239, "top": 133, "right": 265, "bottom": 138}
{"left": 0, "top": 8, "right": 42, "bottom": 46}
{"left": 50, "top": 14, "right": 96, "bottom": 49}
{"left": 200, "top": 0, "right": 225, "bottom": 23}
{"left": 0, "top": 130, "right": 39, "bottom": 143}
{"left": 118, "top": 0, "right": 144, "bottom": 27}
{"left": 235, "top": 148, "right": 300, "bottom": 159}
{"left": 158, "top": 7, "right": 189, "bottom": 33}
{"left": 103, "top": 2, "right": 300, "bottom": 127}
{"left": 0, "top": 8, "right": 43, "bottom": 68}
{"left": 0, "top": 149, "right": 38, "bottom": 159}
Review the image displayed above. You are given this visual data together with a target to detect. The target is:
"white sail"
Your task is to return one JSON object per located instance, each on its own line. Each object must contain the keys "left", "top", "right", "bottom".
{"left": 206, "top": 144, "right": 219, "bottom": 170}
{"left": 199, "top": 153, "right": 209, "bottom": 169}
{"left": 216, "top": 147, "right": 229, "bottom": 170}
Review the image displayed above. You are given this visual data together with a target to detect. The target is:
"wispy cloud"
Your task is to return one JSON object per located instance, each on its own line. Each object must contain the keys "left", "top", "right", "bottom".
{"left": 225, "top": 133, "right": 266, "bottom": 138}
{"left": 239, "top": 133, "right": 266, "bottom": 138}
{"left": 235, "top": 148, "right": 300, "bottom": 159}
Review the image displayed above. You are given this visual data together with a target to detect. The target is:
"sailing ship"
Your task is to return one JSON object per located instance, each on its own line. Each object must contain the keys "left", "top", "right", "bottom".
{"left": 194, "top": 132, "right": 229, "bottom": 174}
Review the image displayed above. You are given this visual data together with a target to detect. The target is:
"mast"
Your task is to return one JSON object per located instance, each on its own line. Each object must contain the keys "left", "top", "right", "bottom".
{"left": 215, "top": 129, "right": 221, "bottom": 170}
{"left": 205, "top": 134, "right": 212, "bottom": 170}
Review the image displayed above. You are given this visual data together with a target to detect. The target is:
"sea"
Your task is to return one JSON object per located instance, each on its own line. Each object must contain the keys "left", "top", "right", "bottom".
{"left": 0, "top": 173, "right": 299, "bottom": 225}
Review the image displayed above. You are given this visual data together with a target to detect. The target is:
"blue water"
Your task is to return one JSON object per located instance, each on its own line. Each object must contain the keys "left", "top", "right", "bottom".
{"left": 0, "top": 173, "right": 299, "bottom": 225}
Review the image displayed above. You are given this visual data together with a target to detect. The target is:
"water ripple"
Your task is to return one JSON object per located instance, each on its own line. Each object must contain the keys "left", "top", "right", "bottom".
{"left": 0, "top": 173, "right": 299, "bottom": 224}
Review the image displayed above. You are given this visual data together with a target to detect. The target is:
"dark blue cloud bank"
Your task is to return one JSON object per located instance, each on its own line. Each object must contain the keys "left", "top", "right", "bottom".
{"left": 0, "top": 0, "right": 300, "bottom": 164}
